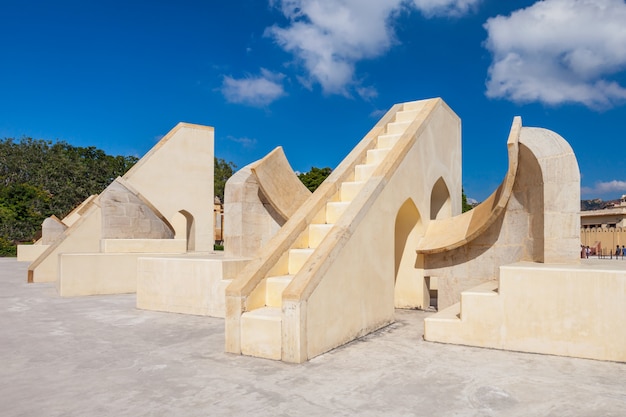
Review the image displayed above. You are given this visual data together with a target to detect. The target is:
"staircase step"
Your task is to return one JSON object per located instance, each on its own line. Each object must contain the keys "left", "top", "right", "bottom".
{"left": 386, "top": 121, "right": 411, "bottom": 134}
{"left": 423, "top": 303, "right": 462, "bottom": 342}
{"left": 265, "top": 275, "right": 293, "bottom": 307}
{"left": 425, "top": 302, "right": 461, "bottom": 323}
{"left": 403, "top": 101, "right": 425, "bottom": 111}
{"left": 377, "top": 133, "right": 401, "bottom": 149}
{"left": 366, "top": 148, "right": 389, "bottom": 165}
{"left": 462, "top": 280, "right": 499, "bottom": 294}
{"left": 308, "top": 224, "right": 333, "bottom": 248}
{"left": 326, "top": 201, "right": 350, "bottom": 223}
{"left": 241, "top": 307, "right": 282, "bottom": 360}
{"left": 355, "top": 164, "right": 376, "bottom": 181}
{"left": 288, "top": 248, "right": 314, "bottom": 274}
{"left": 460, "top": 280, "right": 499, "bottom": 321}
{"left": 340, "top": 181, "right": 365, "bottom": 202}
{"left": 394, "top": 109, "right": 419, "bottom": 123}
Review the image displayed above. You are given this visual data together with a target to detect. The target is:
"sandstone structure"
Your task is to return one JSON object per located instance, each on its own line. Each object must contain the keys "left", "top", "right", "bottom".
{"left": 135, "top": 147, "right": 310, "bottom": 317}
{"left": 225, "top": 98, "right": 624, "bottom": 363}
{"left": 19, "top": 123, "right": 214, "bottom": 296}
{"left": 19, "top": 97, "right": 625, "bottom": 364}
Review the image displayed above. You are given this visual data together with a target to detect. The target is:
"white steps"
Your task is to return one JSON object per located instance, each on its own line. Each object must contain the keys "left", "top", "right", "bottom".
{"left": 326, "top": 202, "right": 350, "bottom": 223}
{"left": 395, "top": 109, "right": 420, "bottom": 122}
{"left": 378, "top": 133, "right": 401, "bottom": 149}
{"left": 425, "top": 280, "right": 498, "bottom": 327}
{"left": 265, "top": 275, "right": 293, "bottom": 307}
{"left": 366, "top": 148, "right": 389, "bottom": 165}
{"left": 355, "top": 164, "right": 376, "bottom": 181}
{"left": 308, "top": 223, "right": 333, "bottom": 248}
{"left": 386, "top": 121, "right": 411, "bottom": 134}
{"left": 427, "top": 302, "right": 461, "bottom": 323}
{"left": 241, "top": 307, "right": 282, "bottom": 360}
{"left": 340, "top": 181, "right": 365, "bottom": 202}
{"left": 288, "top": 248, "right": 314, "bottom": 274}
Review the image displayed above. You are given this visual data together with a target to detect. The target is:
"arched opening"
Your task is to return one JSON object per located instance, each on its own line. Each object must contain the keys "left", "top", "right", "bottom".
{"left": 517, "top": 143, "right": 544, "bottom": 262}
{"left": 430, "top": 177, "right": 451, "bottom": 220}
{"left": 172, "top": 210, "right": 195, "bottom": 251}
{"left": 394, "top": 199, "right": 428, "bottom": 309}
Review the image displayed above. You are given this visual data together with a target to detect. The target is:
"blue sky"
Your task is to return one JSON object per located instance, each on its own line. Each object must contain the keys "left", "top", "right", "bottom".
{"left": 2, "top": 0, "right": 626, "bottom": 202}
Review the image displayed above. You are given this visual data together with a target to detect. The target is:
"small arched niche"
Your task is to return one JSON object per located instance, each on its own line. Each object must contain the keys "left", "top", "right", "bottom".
{"left": 430, "top": 177, "right": 451, "bottom": 220}
{"left": 394, "top": 198, "right": 428, "bottom": 309}
{"left": 172, "top": 210, "right": 195, "bottom": 251}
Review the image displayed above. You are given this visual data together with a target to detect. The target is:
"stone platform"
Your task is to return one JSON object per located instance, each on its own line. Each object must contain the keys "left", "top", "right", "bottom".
{"left": 2, "top": 258, "right": 624, "bottom": 416}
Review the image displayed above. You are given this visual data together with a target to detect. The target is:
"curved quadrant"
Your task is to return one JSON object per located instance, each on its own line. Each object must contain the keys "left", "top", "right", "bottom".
{"left": 223, "top": 147, "right": 311, "bottom": 259}
{"left": 250, "top": 146, "right": 311, "bottom": 220}
{"left": 416, "top": 117, "right": 521, "bottom": 254}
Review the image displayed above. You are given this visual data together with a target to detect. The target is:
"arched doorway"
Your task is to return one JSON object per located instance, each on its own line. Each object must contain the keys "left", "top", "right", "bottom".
{"left": 394, "top": 198, "right": 428, "bottom": 309}
{"left": 430, "top": 177, "right": 451, "bottom": 220}
{"left": 172, "top": 210, "right": 195, "bottom": 251}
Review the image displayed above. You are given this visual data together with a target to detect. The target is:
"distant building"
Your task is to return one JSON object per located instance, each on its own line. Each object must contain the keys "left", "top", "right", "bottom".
{"left": 581, "top": 194, "right": 626, "bottom": 229}
{"left": 580, "top": 195, "right": 626, "bottom": 255}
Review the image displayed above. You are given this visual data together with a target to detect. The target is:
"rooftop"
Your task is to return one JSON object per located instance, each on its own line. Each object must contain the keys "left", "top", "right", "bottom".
{"left": 1, "top": 258, "right": 624, "bottom": 416}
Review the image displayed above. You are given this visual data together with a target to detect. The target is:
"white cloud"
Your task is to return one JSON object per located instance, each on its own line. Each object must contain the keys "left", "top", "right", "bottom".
{"left": 582, "top": 180, "right": 626, "bottom": 196}
{"left": 484, "top": 0, "right": 626, "bottom": 109}
{"left": 221, "top": 69, "right": 286, "bottom": 106}
{"left": 369, "top": 108, "right": 387, "bottom": 119}
{"left": 356, "top": 85, "right": 378, "bottom": 100}
{"left": 266, "top": 0, "right": 481, "bottom": 96}
{"left": 226, "top": 135, "right": 258, "bottom": 149}
{"left": 409, "top": 0, "right": 481, "bottom": 17}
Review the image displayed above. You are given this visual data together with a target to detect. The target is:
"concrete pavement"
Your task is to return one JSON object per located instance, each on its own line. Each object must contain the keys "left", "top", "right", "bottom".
{"left": 1, "top": 258, "right": 624, "bottom": 416}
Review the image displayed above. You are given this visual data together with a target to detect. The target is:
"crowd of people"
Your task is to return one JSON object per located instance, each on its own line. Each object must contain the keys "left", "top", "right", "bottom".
{"left": 581, "top": 244, "right": 626, "bottom": 259}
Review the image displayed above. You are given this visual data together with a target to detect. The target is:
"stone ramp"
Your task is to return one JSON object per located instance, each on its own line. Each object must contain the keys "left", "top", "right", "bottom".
{"left": 226, "top": 98, "right": 463, "bottom": 362}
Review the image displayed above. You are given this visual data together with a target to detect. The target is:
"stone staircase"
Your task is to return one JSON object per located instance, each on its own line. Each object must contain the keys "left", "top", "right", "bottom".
{"left": 239, "top": 104, "right": 423, "bottom": 360}
{"left": 424, "top": 280, "right": 500, "bottom": 339}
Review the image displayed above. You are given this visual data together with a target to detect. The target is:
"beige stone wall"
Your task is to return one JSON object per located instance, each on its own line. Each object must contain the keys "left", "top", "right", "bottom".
{"left": 100, "top": 180, "right": 174, "bottom": 239}
{"left": 16, "top": 244, "right": 50, "bottom": 262}
{"left": 425, "top": 262, "right": 626, "bottom": 363}
{"left": 136, "top": 256, "right": 248, "bottom": 317}
{"left": 223, "top": 166, "right": 284, "bottom": 258}
{"left": 29, "top": 204, "right": 102, "bottom": 283}
{"left": 123, "top": 123, "right": 214, "bottom": 252}
{"left": 581, "top": 227, "right": 626, "bottom": 256}
{"left": 41, "top": 216, "right": 67, "bottom": 244}
{"left": 58, "top": 253, "right": 146, "bottom": 296}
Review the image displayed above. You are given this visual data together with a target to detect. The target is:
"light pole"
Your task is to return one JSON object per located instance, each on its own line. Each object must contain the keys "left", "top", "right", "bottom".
{"left": 617, "top": 218, "right": 621, "bottom": 259}
{"left": 612, "top": 224, "right": 615, "bottom": 259}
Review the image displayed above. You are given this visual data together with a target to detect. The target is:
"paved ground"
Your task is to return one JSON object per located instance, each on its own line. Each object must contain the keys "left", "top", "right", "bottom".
{"left": 1, "top": 258, "right": 624, "bottom": 416}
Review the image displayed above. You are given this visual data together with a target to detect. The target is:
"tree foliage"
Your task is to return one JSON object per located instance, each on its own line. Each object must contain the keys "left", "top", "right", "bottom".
{"left": 0, "top": 137, "right": 138, "bottom": 254}
{"left": 298, "top": 166, "right": 332, "bottom": 192}
{"left": 214, "top": 157, "right": 237, "bottom": 203}
{"left": 462, "top": 188, "right": 473, "bottom": 213}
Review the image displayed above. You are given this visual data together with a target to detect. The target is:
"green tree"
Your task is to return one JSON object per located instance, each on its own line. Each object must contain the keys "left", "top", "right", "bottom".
{"left": 0, "top": 137, "right": 138, "bottom": 255}
{"left": 214, "top": 157, "right": 237, "bottom": 203}
{"left": 462, "top": 188, "right": 473, "bottom": 213}
{"left": 298, "top": 167, "right": 332, "bottom": 192}
{"left": 0, "top": 183, "right": 51, "bottom": 242}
